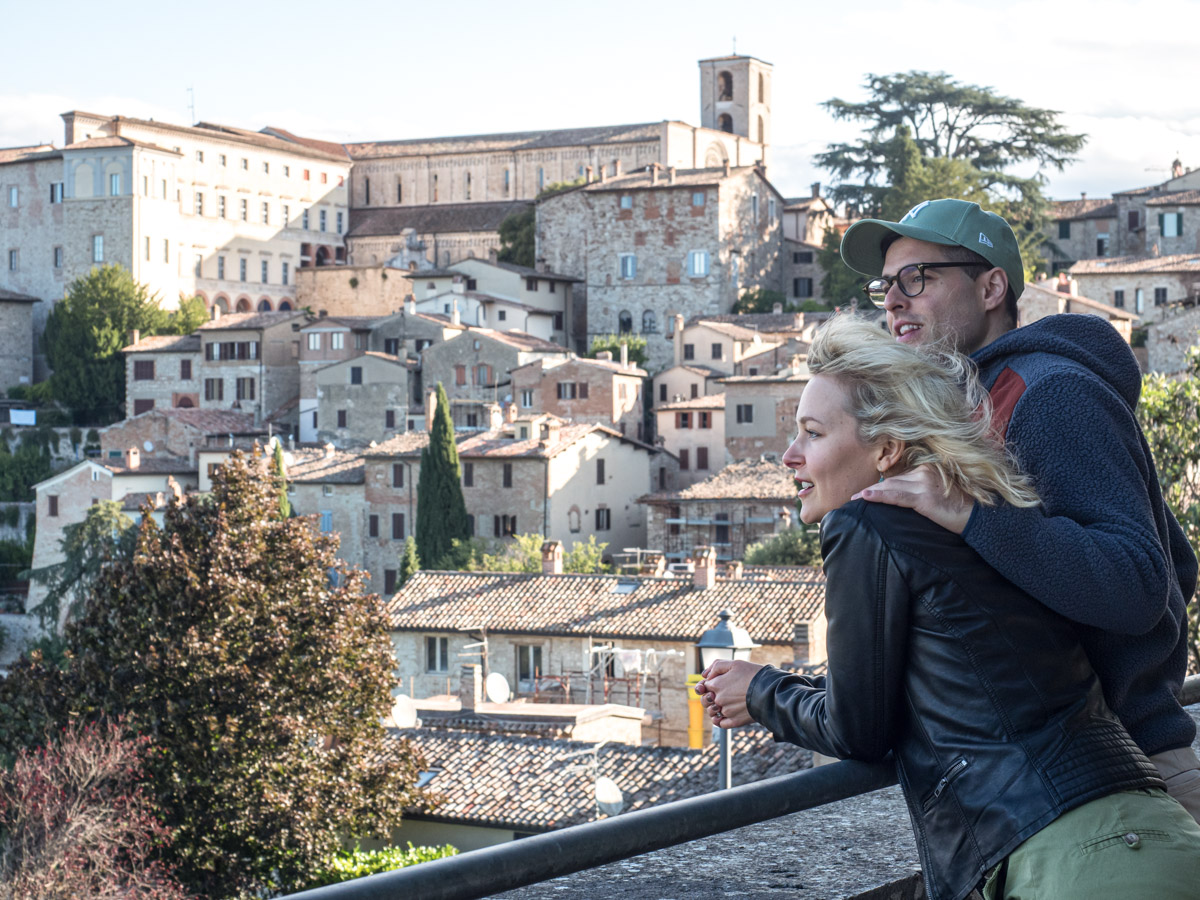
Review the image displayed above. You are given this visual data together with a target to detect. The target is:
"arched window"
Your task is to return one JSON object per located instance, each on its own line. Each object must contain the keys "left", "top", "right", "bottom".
{"left": 757, "top": 116, "right": 765, "bottom": 144}
{"left": 315, "top": 246, "right": 331, "bottom": 267}
{"left": 758, "top": 73, "right": 764, "bottom": 103}
{"left": 176, "top": 396, "right": 195, "bottom": 408}
{"left": 257, "top": 298, "right": 272, "bottom": 312}
{"left": 642, "top": 310, "right": 657, "bottom": 334}
{"left": 213, "top": 294, "right": 230, "bottom": 313}
{"left": 618, "top": 311, "right": 633, "bottom": 334}
{"left": 278, "top": 299, "right": 292, "bottom": 311}
{"left": 719, "top": 114, "right": 734, "bottom": 134}
{"left": 537, "top": 168, "right": 544, "bottom": 191}
{"left": 465, "top": 172, "right": 471, "bottom": 201}
{"left": 235, "top": 297, "right": 252, "bottom": 312}
{"left": 718, "top": 71, "right": 733, "bottom": 101}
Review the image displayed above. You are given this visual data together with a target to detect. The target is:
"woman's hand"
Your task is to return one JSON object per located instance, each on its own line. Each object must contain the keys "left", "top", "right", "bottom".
{"left": 695, "top": 658, "right": 764, "bottom": 728}
{"left": 853, "top": 463, "right": 974, "bottom": 535}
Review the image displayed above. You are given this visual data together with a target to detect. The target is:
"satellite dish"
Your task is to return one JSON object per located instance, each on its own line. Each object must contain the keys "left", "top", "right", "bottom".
{"left": 595, "top": 776, "right": 624, "bottom": 817}
{"left": 143, "top": 440, "right": 154, "bottom": 452}
{"left": 388, "top": 693, "right": 418, "bottom": 729}
{"left": 485, "top": 671, "right": 511, "bottom": 704}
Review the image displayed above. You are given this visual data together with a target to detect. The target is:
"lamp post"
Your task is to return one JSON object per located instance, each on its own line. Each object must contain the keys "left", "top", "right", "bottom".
{"left": 696, "top": 609, "right": 760, "bottom": 790}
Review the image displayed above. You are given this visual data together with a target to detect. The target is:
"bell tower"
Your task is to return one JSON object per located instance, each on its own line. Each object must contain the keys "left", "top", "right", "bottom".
{"left": 698, "top": 54, "right": 772, "bottom": 148}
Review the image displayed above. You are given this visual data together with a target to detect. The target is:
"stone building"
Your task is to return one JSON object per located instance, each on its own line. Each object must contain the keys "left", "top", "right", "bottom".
{"left": 0, "top": 289, "right": 37, "bottom": 390}
{"left": 1017, "top": 279, "right": 1137, "bottom": 343}
{"left": 297, "top": 315, "right": 380, "bottom": 440}
{"left": 719, "top": 360, "right": 809, "bottom": 461}
{"left": 360, "top": 421, "right": 655, "bottom": 593}
{"left": 653, "top": 395, "right": 726, "bottom": 488}
{"left": 196, "top": 310, "right": 307, "bottom": 426}
{"left": 385, "top": 551, "right": 825, "bottom": 747}
{"left": 100, "top": 407, "right": 259, "bottom": 464}
{"left": 420, "top": 327, "right": 567, "bottom": 409}
{"left": 538, "top": 165, "right": 786, "bottom": 372}
{"left": 1147, "top": 306, "right": 1200, "bottom": 373}
{"left": 346, "top": 201, "right": 531, "bottom": 271}
{"left": 640, "top": 456, "right": 798, "bottom": 562}
{"left": 784, "top": 239, "right": 825, "bottom": 305}
{"left": 509, "top": 353, "right": 646, "bottom": 438}
{"left": 652, "top": 315, "right": 786, "bottom": 407}
{"left": 314, "top": 352, "right": 412, "bottom": 446}
{"left": 122, "top": 332, "right": 202, "bottom": 416}
{"left": 0, "top": 113, "right": 351, "bottom": 376}
{"left": 1043, "top": 196, "right": 1118, "bottom": 273}
{"left": 282, "top": 445, "right": 366, "bottom": 561}
{"left": 1067, "top": 254, "right": 1200, "bottom": 323}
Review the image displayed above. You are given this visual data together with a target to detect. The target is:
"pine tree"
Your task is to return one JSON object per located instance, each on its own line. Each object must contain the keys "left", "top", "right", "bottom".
{"left": 398, "top": 536, "right": 421, "bottom": 588}
{"left": 416, "top": 384, "right": 470, "bottom": 568}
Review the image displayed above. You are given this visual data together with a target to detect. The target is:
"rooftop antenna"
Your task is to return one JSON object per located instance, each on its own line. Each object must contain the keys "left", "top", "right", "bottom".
{"left": 732, "top": 35, "right": 737, "bottom": 55}
{"left": 187, "top": 86, "right": 195, "bottom": 125}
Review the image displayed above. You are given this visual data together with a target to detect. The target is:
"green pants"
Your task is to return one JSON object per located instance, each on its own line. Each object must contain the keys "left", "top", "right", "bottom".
{"left": 982, "top": 788, "right": 1200, "bottom": 900}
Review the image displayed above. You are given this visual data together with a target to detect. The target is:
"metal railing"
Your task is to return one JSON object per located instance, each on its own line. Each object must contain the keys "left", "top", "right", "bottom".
{"left": 283, "top": 674, "right": 1200, "bottom": 900}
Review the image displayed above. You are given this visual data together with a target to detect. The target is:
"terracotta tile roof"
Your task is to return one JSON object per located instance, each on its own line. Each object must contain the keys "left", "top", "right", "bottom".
{"left": 103, "top": 456, "right": 196, "bottom": 476}
{"left": 688, "top": 312, "right": 807, "bottom": 334}
{"left": 64, "top": 135, "right": 181, "bottom": 155}
{"left": 0, "top": 288, "right": 39, "bottom": 302}
{"left": 466, "top": 328, "right": 567, "bottom": 353}
{"left": 1019, "top": 281, "right": 1140, "bottom": 320}
{"left": 719, "top": 363, "right": 810, "bottom": 384}
{"left": 663, "top": 364, "right": 725, "bottom": 378}
{"left": 742, "top": 564, "right": 825, "bottom": 583}
{"left": 410, "top": 312, "right": 467, "bottom": 330}
{"left": 1051, "top": 198, "right": 1117, "bottom": 220}
{"left": 388, "top": 726, "right": 810, "bottom": 832}
{"left": 457, "top": 257, "right": 582, "bottom": 283}
{"left": 299, "top": 315, "right": 383, "bottom": 330}
{"left": 347, "top": 201, "right": 532, "bottom": 238}
{"left": 259, "top": 126, "right": 351, "bottom": 160}
{"left": 346, "top": 123, "right": 664, "bottom": 160}
{"left": 155, "top": 408, "right": 259, "bottom": 434}
{"left": 643, "top": 457, "right": 796, "bottom": 503}
{"left": 655, "top": 395, "right": 725, "bottom": 412}
{"left": 121, "top": 334, "right": 201, "bottom": 353}
{"left": 1146, "top": 190, "right": 1200, "bottom": 206}
{"left": 366, "top": 423, "right": 630, "bottom": 460}
{"left": 691, "top": 320, "right": 782, "bottom": 342}
{"left": 0, "top": 145, "right": 55, "bottom": 165}
{"left": 283, "top": 447, "right": 364, "bottom": 484}
{"left": 87, "top": 116, "right": 350, "bottom": 163}
{"left": 1069, "top": 254, "right": 1200, "bottom": 275}
{"left": 739, "top": 339, "right": 812, "bottom": 372}
{"left": 197, "top": 311, "right": 308, "bottom": 331}
{"left": 580, "top": 165, "right": 759, "bottom": 194}
{"left": 512, "top": 356, "right": 647, "bottom": 378}
{"left": 385, "top": 567, "right": 824, "bottom": 644}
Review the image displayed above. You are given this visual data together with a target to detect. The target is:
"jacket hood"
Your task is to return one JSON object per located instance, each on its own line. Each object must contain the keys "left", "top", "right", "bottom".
{"left": 973, "top": 315, "right": 1141, "bottom": 408}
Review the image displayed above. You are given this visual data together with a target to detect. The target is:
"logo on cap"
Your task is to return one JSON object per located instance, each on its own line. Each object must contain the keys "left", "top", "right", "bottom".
{"left": 978, "top": 232, "right": 994, "bottom": 248}
{"left": 901, "top": 201, "right": 931, "bottom": 222}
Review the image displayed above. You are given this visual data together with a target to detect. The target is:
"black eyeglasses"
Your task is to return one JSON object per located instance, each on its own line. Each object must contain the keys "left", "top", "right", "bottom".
{"left": 861, "top": 262, "right": 981, "bottom": 308}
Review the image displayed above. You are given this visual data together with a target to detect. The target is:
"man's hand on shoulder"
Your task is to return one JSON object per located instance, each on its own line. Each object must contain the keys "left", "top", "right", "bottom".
{"left": 852, "top": 463, "right": 974, "bottom": 535}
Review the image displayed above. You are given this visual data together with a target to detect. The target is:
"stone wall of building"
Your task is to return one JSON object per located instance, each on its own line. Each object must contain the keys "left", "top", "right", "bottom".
{"left": 295, "top": 264, "right": 413, "bottom": 317}
{"left": 1069, "top": 269, "right": 1196, "bottom": 323}
{"left": 125, "top": 349, "right": 201, "bottom": 417}
{"left": 722, "top": 377, "right": 803, "bottom": 461}
{"left": 510, "top": 357, "right": 645, "bottom": 436}
{"left": 643, "top": 497, "right": 795, "bottom": 563}
{"left": 1148, "top": 306, "right": 1200, "bottom": 373}
{"left": 316, "top": 355, "right": 409, "bottom": 446}
{"left": 289, "top": 479, "right": 366, "bottom": 570}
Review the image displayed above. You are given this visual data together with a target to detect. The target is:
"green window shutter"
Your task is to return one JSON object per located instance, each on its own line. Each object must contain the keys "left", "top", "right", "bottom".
{"left": 1159, "top": 212, "right": 1165, "bottom": 234}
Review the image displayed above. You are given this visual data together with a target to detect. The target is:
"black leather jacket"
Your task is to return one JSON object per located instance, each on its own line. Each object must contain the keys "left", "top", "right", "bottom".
{"left": 746, "top": 499, "right": 1163, "bottom": 900}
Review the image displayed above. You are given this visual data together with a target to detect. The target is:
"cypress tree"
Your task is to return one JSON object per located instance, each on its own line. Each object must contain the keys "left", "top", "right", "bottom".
{"left": 398, "top": 535, "right": 421, "bottom": 588}
{"left": 271, "top": 440, "right": 291, "bottom": 519}
{"left": 416, "top": 384, "right": 469, "bottom": 567}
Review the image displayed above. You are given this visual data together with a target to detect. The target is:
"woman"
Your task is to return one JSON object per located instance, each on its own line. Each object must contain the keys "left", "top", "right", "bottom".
{"left": 696, "top": 315, "right": 1200, "bottom": 900}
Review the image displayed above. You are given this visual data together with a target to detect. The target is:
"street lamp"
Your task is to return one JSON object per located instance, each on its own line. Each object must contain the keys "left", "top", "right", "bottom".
{"left": 696, "top": 609, "right": 759, "bottom": 790}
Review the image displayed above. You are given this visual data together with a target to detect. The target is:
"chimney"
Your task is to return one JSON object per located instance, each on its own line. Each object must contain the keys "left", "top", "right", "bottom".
{"left": 667, "top": 166, "right": 676, "bottom": 185}
{"left": 613, "top": 159, "right": 622, "bottom": 177}
{"left": 129, "top": 328, "right": 140, "bottom": 346}
{"left": 672, "top": 313, "right": 685, "bottom": 367}
{"left": 811, "top": 182, "right": 821, "bottom": 199}
{"left": 723, "top": 159, "right": 731, "bottom": 177}
{"left": 1081, "top": 192, "right": 1087, "bottom": 201}
{"left": 211, "top": 304, "right": 221, "bottom": 321}
{"left": 486, "top": 403, "right": 504, "bottom": 430}
{"left": 585, "top": 165, "right": 594, "bottom": 184}
{"left": 536, "top": 258, "right": 548, "bottom": 273}
{"left": 649, "top": 165, "right": 658, "bottom": 186}
{"left": 772, "top": 302, "right": 782, "bottom": 314}
{"left": 405, "top": 295, "right": 416, "bottom": 316}
{"left": 451, "top": 275, "right": 466, "bottom": 294}
{"left": 507, "top": 402, "right": 519, "bottom": 422}
{"left": 1068, "top": 278, "right": 1078, "bottom": 297}
{"left": 776, "top": 506, "right": 793, "bottom": 533}
{"left": 543, "top": 418, "right": 562, "bottom": 445}
{"left": 425, "top": 388, "right": 437, "bottom": 427}
{"left": 725, "top": 560, "right": 744, "bottom": 580}
{"left": 620, "top": 343, "right": 629, "bottom": 368}
{"left": 792, "top": 622, "right": 810, "bottom": 665}
{"left": 323, "top": 442, "right": 337, "bottom": 458}
{"left": 287, "top": 433, "right": 295, "bottom": 450}
{"left": 1173, "top": 158, "right": 1185, "bottom": 179}
{"left": 596, "top": 350, "right": 613, "bottom": 361}
{"left": 693, "top": 545, "right": 717, "bottom": 590}
{"left": 599, "top": 165, "right": 606, "bottom": 183}
{"left": 541, "top": 540, "right": 564, "bottom": 575}
{"left": 460, "top": 664, "right": 483, "bottom": 712}
{"left": 450, "top": 300, "right": 461, "bottom": 326}
{"left": 125, "top": 447, "right": 141, "bottom": 469}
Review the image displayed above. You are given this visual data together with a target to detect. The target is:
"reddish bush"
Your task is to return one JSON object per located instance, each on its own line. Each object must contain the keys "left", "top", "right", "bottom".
{"left": 0, "top": 718, "right": 187, "bottom": 899}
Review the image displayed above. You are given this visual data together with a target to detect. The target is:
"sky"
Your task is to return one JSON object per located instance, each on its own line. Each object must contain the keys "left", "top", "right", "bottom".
{"left": 3, "top": 0, "right": 1199, "bottom": 203}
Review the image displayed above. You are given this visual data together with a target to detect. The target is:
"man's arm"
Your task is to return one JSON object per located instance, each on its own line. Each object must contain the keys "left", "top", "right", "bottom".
{"left": 864, "top": 373, "right": 1171, "bottom": 635}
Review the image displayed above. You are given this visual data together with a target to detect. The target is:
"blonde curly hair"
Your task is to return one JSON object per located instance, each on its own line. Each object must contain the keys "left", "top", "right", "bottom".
{"left": 806, "top": 314, "right": 1039, "bottom": 508}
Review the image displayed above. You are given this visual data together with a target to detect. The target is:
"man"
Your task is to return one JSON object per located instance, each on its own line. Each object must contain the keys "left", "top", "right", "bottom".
{"left": 839, "top": 197, "right": 1200, "bottom": 821}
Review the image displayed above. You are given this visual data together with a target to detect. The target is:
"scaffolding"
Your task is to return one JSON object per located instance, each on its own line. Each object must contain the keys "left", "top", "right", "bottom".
{"left": 661, "top": 505, "right": 784, "bottom": 560}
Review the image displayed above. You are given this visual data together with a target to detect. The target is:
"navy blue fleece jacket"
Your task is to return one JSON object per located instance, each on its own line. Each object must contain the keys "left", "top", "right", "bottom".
{"left": 965, "top": 314, "right": 1197, "bottom": 756}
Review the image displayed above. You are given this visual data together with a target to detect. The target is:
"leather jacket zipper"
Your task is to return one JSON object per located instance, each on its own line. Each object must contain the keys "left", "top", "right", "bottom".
{"left": 924, "top": 757, "right": 970, "bottom": 811}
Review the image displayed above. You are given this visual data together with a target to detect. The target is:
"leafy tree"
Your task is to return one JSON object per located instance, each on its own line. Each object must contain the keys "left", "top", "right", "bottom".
{"left": 0, "top": 441, "right": 55, "bottom": 503}
{"left": 0, "top": 450, "right": 425, "bottom": 899}
{"left": 168, "top": 295, "right": 210, "bottom": 335}
{"left": 590, "top": 333, "right": 647, "bottom": 368}
{"left": 272, "top": 440, "right": 291, "bottom": 519}
{"left": 817, "top": 227, "right": 865, "bottom": 307}
{"left": 733, "top": 287, "right": 791, "bottom": 314}
{"left": 743, "top": 527, "right": 823, "bottom": 567}
{"left": 42, "top": 265, "right": 169, "bottom": 425}
{"left": 1137, "top": 341, "right": 1200, "bottom": 672}
{"left": 417, "top": 384, "right": 470, "bottom": 569}
{"left": 463, "top": 533, "right": 610, "bottom": 574}
{"left": 497, "top": 178, "right": 586, "bottom": 268}
{"left": 0, "top": 718, "right": 187, "bottom": 899}
{"left": 301, "top": 843, "right": 458, "bottom": 891}
{"left": 398, "top": 535, "right": 421, "bottom": 587}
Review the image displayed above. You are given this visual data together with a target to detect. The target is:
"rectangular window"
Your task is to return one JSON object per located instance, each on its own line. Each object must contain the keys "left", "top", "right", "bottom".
{"left": 204, "top": 378, "right": 224, "bottom": 401}
{"left": 392, "top": 513, "right": 405, "bottom": 540}
{"left": 50, "top": 182, "right": 63, "bottom": 203}
{"left": 335, "top": 409, "right": 346, "bottom": 428}
{"left": 109, "top": 173, "right": 120, "bottom": 196}
{"left": 282, "top": 204, "right": 289, "bottom": 225}
{"left": 257, "top": 259, "right": 267, "bottom": 283}
{"left": 494, "top": 514, "right": 518, "bottom": 537}
{"left": 520, "top": 389, "right": 534, "bottom": 408}
{"left": 218, "top": 195, "right": 226, "bottom": 219}
{"left": 1057, "top": 220, "right": 1071, "bottom": 239}
{"left": 239, "top": 198, "right": 248, "bottom": 221}
{"left": 133, "top": 360, "right": 155, "bottom": 380}
{"left": 240, "top": 158, "right": 248, "bottom": 170}
{"left": 687, "top": 250, "right": 710, "bottom": 277}
{"left": 619, "top": 195, "right": 633, "bottom": 210}
{"left": 302, "top": 209, "right": 310, "bottom": 230}
{"left": 679, "top": 448, "right": 690, "bottom": 470}
{"left": 752, "top": 194, "right": 759, "bottom": 221}
{"left": 384, "top": 338, "right": 400, "bottom": 356}
{"left": 455, "top": 365, "right": 466, "bottom": 386}
{"left": 53, "top": 246, "right": 63, "bottom": 268}
{"left": 594, "top": 507, "right": 612, "bottom": 532}
{"left": 1097, "top": 235, "right": 1110, "bottom": 257}
{"left": 194, "top": 254, "right": 203, "bottom": 277}
{"left": 502, "top": 463, "right": 513, "bottom": 488}
{"left": 1129, "top": 210, "right": 1140, "bottom": 230}
{"left": 219, "top": 154, "right": 226, "bottom": 167}
{"left": 319, "top": 511, "right": 333, "bottom": 533}
{"left": 676, "top": 411, "right": 692, "bottom": 429}
{"left": 793, "top": 277, "right": 814, "bottom": 298}
{"left": 697, "top": 447, "right": 709, "bottom": 470}
{"left": 1159, "top": 212, "right": 1184, "bottom": 238}
{"left": 659, "top": 466, "right": 667, "bottom": 490}
{"left": 6, "top": 186, "right": 15, "bottom": 207}
{"left": 283, "top": 165, "right": 289, "bottom": 177}
{"left": 736, "top": 403, "right": 754, "bottom": 424}
{"left": 385, "top": 409, "right": 395, "bottom": 429}
{"left": 392, "top": 463, "right": 404, "bottom": 488}
{"left": 596, "top": 458, "right": 605, "bottom": 485}
{"left": 1136, "top": 288, "right": 1145, "bottom": 314}
{"left": 683, "top": 343, "right": 695, "bottom": 361}
{"left": 793, "top": 250, "right": 813, "bottom": 264}
{"left": 194, "top": 192, "right": 203, "bottom": 216}
{"left": 1114, "top": 289, "right": 1125, "bottom": 309}
{"left": 336, "top": 211, "right": 343, "bottom": 234}
{"left": 384, "top": 569, "right": 397, "bottom": 594}
{"left": 659, "top": 383, "right": 667, "bottom": 402}
{"left": 1155, "top": 287, "right": 1169, "bottom": 306}
{"left": 321, "top": 172, "right": 328, "bottom": 184}
{"left": 516, "top": 645, "right": 543, "bottom": 691}
{"left": 525, "top": 277, "right": 538, "bottom": 291}
{"left": 133, "top": 398, "right": 155, "bottom": 415}
{"left": 240, "top": 258, "right": 247, "bottom": 281}
{"left": 163, "top": 238, "right": 170, "bottom": 263}
{"left": 319, "top": 210, "right": 327, "bottom": 232}
{"left": 144, "top": 236, "right": 151, "bottom": 261}
{"left": 619, "top": 253, "right": 637, "bottom": 280}
{"left": 690, "top": 384, "right": 698, "bottom": 398}
{"left": 181, "top": 359, "right": 192, "bottom": 380}
{"left": 556, "top": 382, "right": 577, "bottom": 400}
{"left": 235, "top": 377, "right": 255, "bottom": 401}
{"left": 349, "top": 365, "right": 362, "bottom": 385}
{"left": 218, "top": 256, "right": 225, "bottom": 279}
{"left": 463, "top": 461, "right": 474, "bottom": 487}
{"left": 6, "top": 249, "right": 15, "bottom": 271}
{"left": 699, "top": 411, "right": 711, "bottom": 429}
{"left": 715, "top": 512, "right": 730, "bottom": 545}
{"left": 692, "top": 191, "right": 705, "bottom": 207}
{"left": 331, "top": 333, "right": 344, "bottom": 350}
{"left": 263, "top": 161, "right": 270, "bottom": 174}
{"left": 48, "top": 495, "right": 58, "bottom": 517}
{"left": 711, "top": 343, "right": 723, "bottom": 360}
{"left": 92, "top": 235, "right": 104, "bottom": 263}
{"left": 768, "top": 196, "right": 777, "bottom": 219}
{"left": 281, "top": 261, "right": 289, "bottom": 285}
{"left": 368, "top": 514, "right": 379, "bottom": 538}
{"left": 426, "top": 636, "right": 448, "bottom": 672}
{"left": 261, "top": 202, "right": 269, "bottom": 224}
{"left": 161, "top": 178, "right": 166, "bottom": 198}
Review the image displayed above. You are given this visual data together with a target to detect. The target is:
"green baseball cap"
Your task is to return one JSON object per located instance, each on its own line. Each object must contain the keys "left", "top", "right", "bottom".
{"left": 840, "top": 199, "right": 1024, "bottom": 299}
